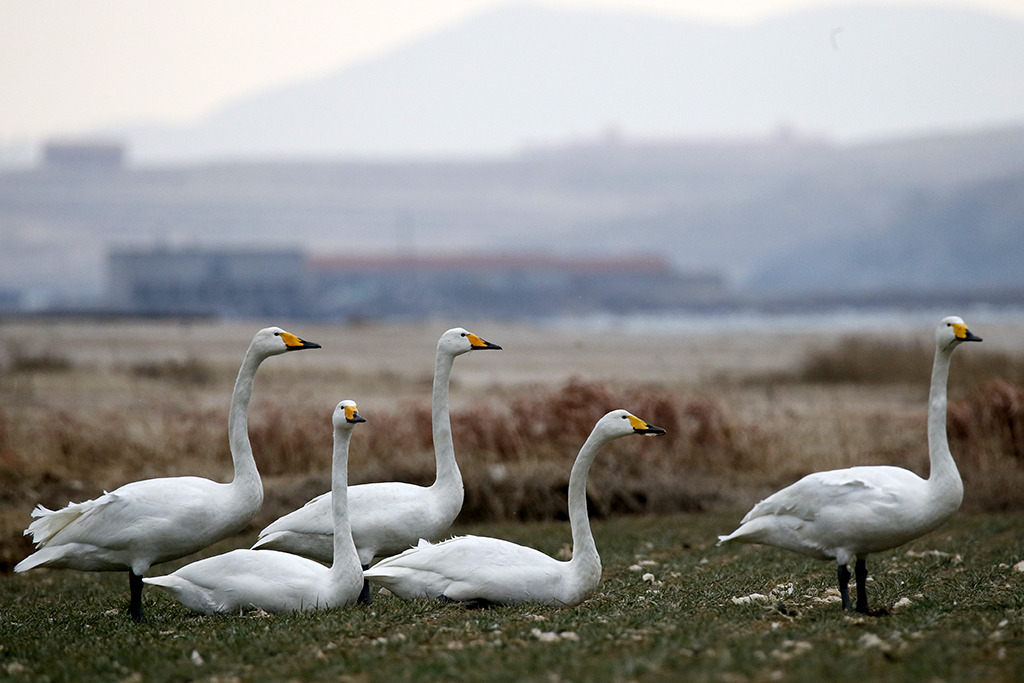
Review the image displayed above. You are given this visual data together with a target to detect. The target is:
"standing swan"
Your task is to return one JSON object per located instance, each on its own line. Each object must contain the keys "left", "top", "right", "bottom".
{"left": 364, "top": 409, "right": 666, "bottom": 607}
{"left": 717, "top": 316, "right": 981, "bottom": 614}
{"left": 144, "top": 401, "right": 366, "bottom": 614}
{"left": 252, "top": 327, "right": 500, "bottom": 601}
{"left": 14, "top": 326, "right": 321, "bottom": 621}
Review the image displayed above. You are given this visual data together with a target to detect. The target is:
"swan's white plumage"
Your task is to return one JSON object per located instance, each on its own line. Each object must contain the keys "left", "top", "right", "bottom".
{"left": 252, "top": 327, "right": 501, "bottom": 566}
{"left": 368, "top": 536, "right": 569, "bottom": 603}
{"left": 717, "top": 315, "right": 980, "bottom": 612}
{"left": 365, "top": 409, "right": 666, "bottom": 606}
{"left": 144, "top": 401, "right": 366, "bottom": 614}
{"left": 14, "top": 326, "right": 320, "bottom": 620}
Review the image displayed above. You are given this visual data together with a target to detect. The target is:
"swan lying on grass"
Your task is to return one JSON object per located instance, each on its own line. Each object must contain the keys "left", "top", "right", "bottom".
{"left": 717, "top": 315, "right": 981, "bottom": 614}
{"left": 144, "top": 401, "right": 366, "bottom": 614}
{"left": 252, "top": 327, "right": 501, "bottom": 602}
{"left": 15, "top": 327, "right": 321, "bottom": 621}
{"left": 364, "top": 409, "right": 666, "bottom": 607}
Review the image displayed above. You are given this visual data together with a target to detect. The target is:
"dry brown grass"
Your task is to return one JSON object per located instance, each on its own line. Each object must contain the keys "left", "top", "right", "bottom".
{"left": 790, "top": 337, "right": 1024, "bottom": 386}
{"left": 2, "top": 318, "right": 1023, "bottom": 572}
{"left": 949, "top": 379, "right": 1024, "bottom": 509}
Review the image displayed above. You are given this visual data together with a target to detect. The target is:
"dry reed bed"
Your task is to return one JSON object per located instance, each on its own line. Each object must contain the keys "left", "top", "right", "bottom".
{"left": 2, "top": 321, "right": 1023, "bottom": 572}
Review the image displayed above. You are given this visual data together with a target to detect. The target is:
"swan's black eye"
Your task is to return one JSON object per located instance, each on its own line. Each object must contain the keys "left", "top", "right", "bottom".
{"left": 274, "top": 332, "right": 280, "bottom": 336}
{"left": 461, "top": 333, "right": 467, "bottom": 337}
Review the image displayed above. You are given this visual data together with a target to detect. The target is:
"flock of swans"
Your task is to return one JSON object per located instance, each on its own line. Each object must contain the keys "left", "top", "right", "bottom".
{"left": 14, "top": 316, "right": 981, "bottom": 621}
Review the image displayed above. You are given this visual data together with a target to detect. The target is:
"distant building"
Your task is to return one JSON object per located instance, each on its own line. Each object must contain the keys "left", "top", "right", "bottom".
{"left": 107, "top": 247, "right": 310, "bottom": 318}
{"left": 310, "top": 253, "right": 725, "bottom": 320}
{"left": 43, "top": 140, "right": 125, "bottom": 171}
{"left": 107, "top": 247, "right": 725, "bottom": 320}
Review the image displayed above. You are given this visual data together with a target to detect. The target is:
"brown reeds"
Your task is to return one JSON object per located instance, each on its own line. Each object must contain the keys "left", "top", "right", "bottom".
{"left": 949, "top": 379, "right": 1024, "bottom": 509}
{"left": 792, "top": 337, "right": 1024, "bottom": 387}
{"left": 3, "top": 327, "right": 1024, "bottom": 572}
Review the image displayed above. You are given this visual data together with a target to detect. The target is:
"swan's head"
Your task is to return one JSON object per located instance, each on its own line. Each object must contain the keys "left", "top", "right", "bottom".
{"left": 251, "top": 327, "right": 321, "bottom": 358}
{"left": 437, "top": 327, "right": 502, "bottom": 357}
{"left": 332, "top": 400, "right": 366, "bottom": 430}
{"left": 596, "top": 409, "right": 667, "bottom": 441}
{"left": 936, "top": 316, "right": 982, "bottom": 352}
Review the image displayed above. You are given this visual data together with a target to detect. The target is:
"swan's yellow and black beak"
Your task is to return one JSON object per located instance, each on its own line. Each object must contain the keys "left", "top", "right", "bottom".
{"left": 627, "top": 415, "right": 667, "bottom": 436}
{"left": 279, "top": 332, "right": 322, "bottom": 351}
{"left": 953, "top": 323, "right": 982, "bottom": 343}
{"left": 344, "top": 404, "right": 366, "bottom": 424}
{"left": 467, "top": 333, "right": 502, "bottom": 351}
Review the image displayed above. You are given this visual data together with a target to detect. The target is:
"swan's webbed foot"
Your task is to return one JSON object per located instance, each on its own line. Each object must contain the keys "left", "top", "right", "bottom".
{"left": 129, "top": 570, "right": 147, "bottom": 623}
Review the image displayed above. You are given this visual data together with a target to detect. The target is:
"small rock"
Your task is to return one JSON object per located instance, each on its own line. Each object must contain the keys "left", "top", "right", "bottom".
{"left": 892, "top": 597, "right": 913, "bottom": 610}
{"left": 858, "top": 633, "right": 888, "bottom": 650}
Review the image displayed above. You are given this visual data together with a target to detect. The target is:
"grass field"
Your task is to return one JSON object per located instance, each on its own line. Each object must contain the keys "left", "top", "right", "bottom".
{"left": 1, "top": 315, "right": 1023, "bottom": 681}
{"left": 2, "top": 512, "right": 1023, "bottom": 682}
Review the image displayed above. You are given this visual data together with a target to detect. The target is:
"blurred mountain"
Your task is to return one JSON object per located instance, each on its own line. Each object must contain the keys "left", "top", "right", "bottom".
{"left": 117, "top": 3, "right": 1024, "bottom": 163}
{"left": 3, "top": 125, "right": 1024, "bottom": 309}
{"left": 750, "top": 170, "right": 1024, "bottom": 293}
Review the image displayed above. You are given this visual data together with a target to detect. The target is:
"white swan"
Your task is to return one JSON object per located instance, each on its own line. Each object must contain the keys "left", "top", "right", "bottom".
{"left": 717, "top": 315, "right": 981, "bottom": 614}
{"left": 251, "top": 327, "right": 501, "bottom": 601}
{"left": 144, "top": 401, "right": 366, "bottom": 614}
{"left": 14, "top": 326, "right": 321, "bottom": 621}
{"left": 364, "top": 409, "right": 666, "bottom": 607}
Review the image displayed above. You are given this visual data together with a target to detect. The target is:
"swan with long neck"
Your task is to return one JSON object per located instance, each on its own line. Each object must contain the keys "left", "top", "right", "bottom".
{"left": 144, "top": 401, "right": 366, "bottom": 613}
{"left": 717, "top": 315, "right": 981, "bottom": 614}
{"left": 364, "top": 409, "right": 666, "bottom": 606}
{"left": 14, "top": 326, "right": 320, "bottom": 621}
{"left": 252, "top": 328, "right": 500, "bottom": 582}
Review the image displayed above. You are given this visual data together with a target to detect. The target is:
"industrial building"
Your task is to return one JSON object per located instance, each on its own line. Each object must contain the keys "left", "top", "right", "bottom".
{"left": 107, "top": 247, "right": 726, "bottom": 320}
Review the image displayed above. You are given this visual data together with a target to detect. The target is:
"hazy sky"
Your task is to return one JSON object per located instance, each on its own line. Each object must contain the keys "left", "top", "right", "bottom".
{"left": 2, "top": 0, "right": 1023, "bottom": 143}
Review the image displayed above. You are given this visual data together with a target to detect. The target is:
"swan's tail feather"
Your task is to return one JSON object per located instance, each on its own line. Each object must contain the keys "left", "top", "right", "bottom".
{"left": 141, "top": 575, "right": 178, "bottom": 588}
{"left": 23, "top": 501, "right": 91, "bottom": 547}
{"left": 14, "top": 548, "right": 52, "bottom": 572}
{"left": 16, "top": 499, "right": 102, "bottom": 572}
{"left": 144, "top": 575, "right": 222, "bottom": 614}
{"left": 250, "top": 532, "right": 282, "bottom": 551}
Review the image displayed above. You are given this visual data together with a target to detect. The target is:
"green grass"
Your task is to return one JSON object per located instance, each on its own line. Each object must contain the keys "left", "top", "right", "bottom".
{"left": 3, "top": 512, "right": 1024, "bottom": 682}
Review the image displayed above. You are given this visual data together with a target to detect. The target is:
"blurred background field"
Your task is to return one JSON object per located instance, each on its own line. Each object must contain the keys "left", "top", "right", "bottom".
{"left": 2, "top": 312, "right": 1022, "bottom": 573}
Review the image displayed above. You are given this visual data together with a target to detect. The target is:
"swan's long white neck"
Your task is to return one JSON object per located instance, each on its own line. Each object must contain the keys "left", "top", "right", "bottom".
{"left": 329, "top": 428, "right": 361, "bottom": 579}
{"left": 566, "top": 429, "right": 606, "bottom": 581}
{"left": 227, "top": 345, "right": 264, "bottom": 508}
{"left": 926, "top": 340, "right": 963, "bottom": 507}
{"left": 429, "top": 349, "right": 462, "bottom": 501}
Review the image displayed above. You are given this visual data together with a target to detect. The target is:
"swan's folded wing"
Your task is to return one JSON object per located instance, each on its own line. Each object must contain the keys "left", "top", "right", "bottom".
{"left": 24, "top": 488, "right": 138, "bottom": 548}
{"left": 24, "top": 500, "right": 92, "bottom": 547}
{"left": 740, "top": 467, "right": 908, "bottom": 524}
{"left": 257, "top": 492, "right": 332, "bottom": 537}
{"left": 366, "top": 535, "right": 562, "bottom": 602}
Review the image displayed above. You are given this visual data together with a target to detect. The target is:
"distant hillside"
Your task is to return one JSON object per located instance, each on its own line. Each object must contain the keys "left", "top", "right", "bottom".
{"left": 2, "top": 126, "right": 1023, "bottom": 308}
{"left": 750, "top": 171, "right": 1024, "bottom": 293}
{"left": 116, "top": 3, "right": 1024, "bottom": 163}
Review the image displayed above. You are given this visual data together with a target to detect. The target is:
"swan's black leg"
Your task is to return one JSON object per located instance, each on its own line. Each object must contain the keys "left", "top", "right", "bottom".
{"left": 853, "top": 558, "right": 888, "bottom": 616}
{"left": 854, "top": 558, "right": 870, "bottom": 613}
{"left": 837, "top": 563, "right": 852, "bottom": 610}
{"left": 358, "top": 565, "right": 372, "bottom": 605}
{"left": 129, "top": 570, "right": 146, "bottom": 622}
